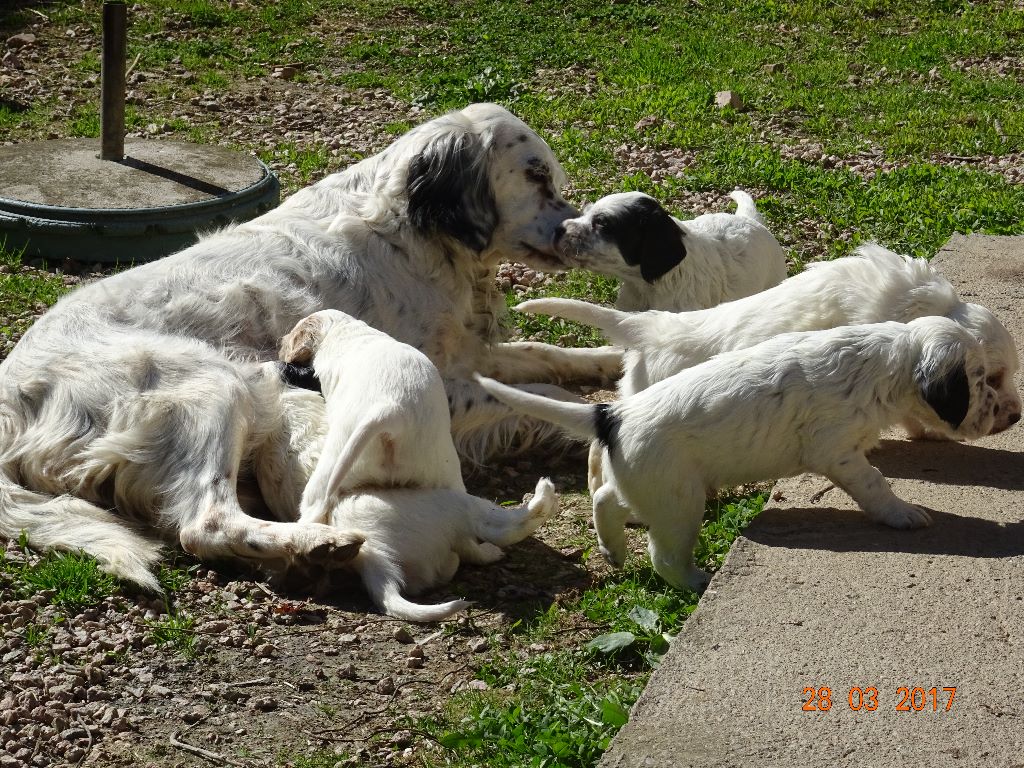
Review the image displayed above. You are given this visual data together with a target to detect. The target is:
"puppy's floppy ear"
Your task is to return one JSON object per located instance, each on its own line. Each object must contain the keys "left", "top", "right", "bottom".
{"left": 606, "top": 197, "right": 687, "bottom": 283}
{"left": 406, "top": 130, "right": 498, "bottom": 252}
{"left": 917, "top": 359, "right": 970, "bottom": 429}
{"left": 278, "top": 316, "right": 324, "bottom": 365}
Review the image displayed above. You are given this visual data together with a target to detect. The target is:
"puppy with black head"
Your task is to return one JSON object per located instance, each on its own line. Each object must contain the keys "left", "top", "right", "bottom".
{"left": 476, "top": 316, "right": 998, "bottom": 592}
{"left": 555, "top": 190, "right": 787, "bottom": 311}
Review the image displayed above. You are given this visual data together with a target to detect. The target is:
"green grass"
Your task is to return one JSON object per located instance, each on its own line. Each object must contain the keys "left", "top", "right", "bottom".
{"left": 1, "top": 533, "right": 118, "bottom": 611}
{"left": 0, "top": 242, "right": 69, "bottom": 344}
{"left": 146, "top": 608, "right": 199, "bottom": 658}
{"left": 420, "top": 491, "right": 767, "bottom": 767}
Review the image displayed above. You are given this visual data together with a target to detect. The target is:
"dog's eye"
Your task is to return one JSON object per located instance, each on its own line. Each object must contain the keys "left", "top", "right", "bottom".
{"left": 986, "top": 371, "right": 1004, "bottom": 388}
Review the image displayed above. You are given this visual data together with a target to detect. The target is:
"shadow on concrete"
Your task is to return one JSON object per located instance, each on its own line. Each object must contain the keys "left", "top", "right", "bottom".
{"left": 868, "top": 438, "right": 1024, "bottom": 491}
{"left": 746, "top": 506, "right": 1024, "bottom": 559}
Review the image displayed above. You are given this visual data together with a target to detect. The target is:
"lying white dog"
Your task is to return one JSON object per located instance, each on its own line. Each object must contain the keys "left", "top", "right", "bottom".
{"left": 257, "top": 376, "right": 557, "bottom": 623}
{"left": 0, "top": 103, "right": 597, "bottom": 587}
{"left": 477, "top": 316, "right": 999, "bottom": 591}
{"left": 555, "top": 190, "right": 787, "bottom": 311}
{"left": 277, "top": 309, "right": 465, "bottom": 522}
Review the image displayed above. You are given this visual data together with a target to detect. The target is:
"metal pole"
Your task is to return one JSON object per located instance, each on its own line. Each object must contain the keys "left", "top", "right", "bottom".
{"left": 100, "top": 1, "right": 127, "bottom": 161}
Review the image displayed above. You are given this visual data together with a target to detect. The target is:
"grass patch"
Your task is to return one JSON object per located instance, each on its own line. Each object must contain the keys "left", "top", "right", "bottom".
{"left": 0, "top": 242, "right": 69, "bottom": 344}
{"left": 146, "top": 607, "right": 199, "bottom": 659}
{"left": 1, "top": 533, "right": 118, "bottom": 611}
{"left": 422, "top": 490, "right": 767, "bottom": 766}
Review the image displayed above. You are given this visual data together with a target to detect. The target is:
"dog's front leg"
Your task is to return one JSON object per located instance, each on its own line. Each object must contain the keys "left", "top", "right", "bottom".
{"left": 592, "top": 483, "right": 631, "bottom": 568}
{"left": 481, "top": 342, "right": 623, "bottom": 385}
{"left": 822, "top": 452, "right": 932, "bottom": 529}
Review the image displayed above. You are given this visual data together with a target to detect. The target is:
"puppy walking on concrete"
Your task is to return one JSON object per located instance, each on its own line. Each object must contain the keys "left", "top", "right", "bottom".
{"left": 476, "top": 317, "right": 999, "bottom": 591}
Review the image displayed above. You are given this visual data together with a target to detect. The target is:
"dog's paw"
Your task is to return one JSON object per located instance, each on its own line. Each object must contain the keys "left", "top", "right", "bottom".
{"left": 527, "top": 477, "right": 559, "bottom": 521}
{"left": 304, "top": 527, "right": 364, "bottom": 567}
{"left": 599, "top": 542, "right": 627, "bottom": 569}
{"left": 869, "top": 501, "right": 932, "bottom": 529}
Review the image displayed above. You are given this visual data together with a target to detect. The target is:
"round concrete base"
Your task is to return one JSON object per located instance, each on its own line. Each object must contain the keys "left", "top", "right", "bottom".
{"left": 0, "top": 138, "right": 279, "bottom": 265}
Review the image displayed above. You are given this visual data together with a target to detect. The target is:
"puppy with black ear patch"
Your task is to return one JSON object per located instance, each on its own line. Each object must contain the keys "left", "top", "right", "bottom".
{"left": 556, "top": 190, "right": 787, "bottom": 311}
{"left": 476, "top": 316, "right": 998, "bottom": 591}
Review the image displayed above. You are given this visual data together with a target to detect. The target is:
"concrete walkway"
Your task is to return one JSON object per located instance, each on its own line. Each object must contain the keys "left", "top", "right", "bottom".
{"left": 599, "top": 235, "right": 1024, "bottom": 768}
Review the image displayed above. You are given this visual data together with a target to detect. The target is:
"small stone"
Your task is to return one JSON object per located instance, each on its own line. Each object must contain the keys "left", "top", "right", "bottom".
{"left": 407, "top": 645, "right": 424, "bottom": 659}
{"left": 337, "top": 634, "right": 358, "bottom": 645}
{"left": 337, "top": 664, "right": 356, "bottom": 680}
{"left": 251, "top": 697, "right": 277, "bottom": 712}
{"left": 272, "top": 65, "right": 298, "bottom": 80}
{"left": 468, "top": 637, "right": 488, "bottom": 653}
{"left": 6, "top": 33, "right": 36, "bottom": 49}
{"left": 405, "top": 657, "right": 423, "bottom": 669}
{"left": 254, "top": 643, "right": 276, "bottom": 658}
{"left": 392, "top": 626, "right": 414, "bottom": 644}
{"left": 714, "top": 90, "right": 744, "bottom": 110}
{"left": 375, "top": 677, "right": 395, "bottom": 695}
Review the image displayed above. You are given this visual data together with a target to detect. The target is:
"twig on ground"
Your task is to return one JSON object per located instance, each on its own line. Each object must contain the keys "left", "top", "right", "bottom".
{"left": 169, "top": 731, "right": 238, "bottom": 766}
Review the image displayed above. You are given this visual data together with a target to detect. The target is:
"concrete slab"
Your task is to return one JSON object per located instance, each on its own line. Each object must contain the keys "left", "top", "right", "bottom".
{"left": 599, "top": 235, "right": 1024, "bottom": 768}
{"left": 0, "top": 138, "right": 279, "bottom": 263}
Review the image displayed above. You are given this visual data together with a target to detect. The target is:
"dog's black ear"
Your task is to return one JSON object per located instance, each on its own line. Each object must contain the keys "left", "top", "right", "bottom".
{"left": 276, "top": 362, "right": 321, "bottom": 393}
{"left": 919, "top": 360, "right": 969, "bottom": 429}
{"left": 406, "top": 130, "right": 498, "bottom": 252}
{"left": 606, "top": 197, "right": 687, "bottom": 283}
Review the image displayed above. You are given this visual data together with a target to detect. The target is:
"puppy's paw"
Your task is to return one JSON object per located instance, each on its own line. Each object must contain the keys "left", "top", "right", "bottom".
{"left": 526, "top": 477, "right": 559, "bottom": 521}
{"left": 599, "top": 542, "right": 627, "bottom": 569}
{"left": 869, "top": 501, "right": 932, "bottom": 529}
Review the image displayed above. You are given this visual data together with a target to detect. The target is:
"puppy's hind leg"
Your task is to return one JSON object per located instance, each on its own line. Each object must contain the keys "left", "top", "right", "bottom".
{"left": 470, "top": 476, "right": 559, "bottom": 547}
{"left": 823, "top": 452, "right": 932, "bottom": 529}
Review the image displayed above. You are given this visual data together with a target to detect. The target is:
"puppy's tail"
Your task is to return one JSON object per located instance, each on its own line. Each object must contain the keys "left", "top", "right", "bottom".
{"left": 357, "top": 548, "right": 469, "bottom": 623}
{"left": 0, "top": 469, "right": 163, "bottom": 591}
{"left": 729, "top": 190, "right": 766, "bottom": 226}
{"left": 514, "top": 298, "right": 635, "bottom": 347}
{"left": 473, "top": 374, "right": 601, "bottom": 442}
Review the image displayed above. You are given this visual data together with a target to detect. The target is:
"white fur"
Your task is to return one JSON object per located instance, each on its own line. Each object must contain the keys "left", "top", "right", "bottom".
{"left": 0, "top": 103, "right": 600, "bottom": 588}
{"left": 520, "top": 243, "right": 1022, "bottom": 423}
{"left": 557, "top": 190, "right": 787, "bottom": 311}
{"left": 476, "top": 316, "right": 999, "bottom": 591}
{"left": 255, "top": 364, "right": 558, "bottom": 623}
{"left": 277, "top": 310, "right": 464, "bottom": 523}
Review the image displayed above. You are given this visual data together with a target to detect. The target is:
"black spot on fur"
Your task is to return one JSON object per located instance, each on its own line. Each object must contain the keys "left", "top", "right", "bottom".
{"left": 517, "top": 134, "right": 528, "bottom": 143}
{"left": 920, "top": 361, "right": 970, "bottom": 429}
{"left": 594, "top": 403, "right": 621, "bottom": 453}
{"left": 601, "top": 195, "right": 687, "bottom": 283}
{"left": 406, "top": 130, "right": 499, "bottom": 252}
{"left": 276, "top": 362, "right": 321, "bottom": 393}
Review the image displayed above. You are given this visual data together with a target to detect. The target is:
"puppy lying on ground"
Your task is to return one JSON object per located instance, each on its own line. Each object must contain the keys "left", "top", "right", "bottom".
{"left": 555, "top": 190, "right": 787, "bottom": 311}
{"left": 267, "top": 314, "right": 558, "bottom": 621}
{"left": 476, "top": 316, "right": 999, "bottom": 591}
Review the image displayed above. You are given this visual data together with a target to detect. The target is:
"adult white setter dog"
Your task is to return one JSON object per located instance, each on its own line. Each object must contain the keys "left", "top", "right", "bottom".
{"left": 0, "top": 103, "right": 615, "bottom": 588}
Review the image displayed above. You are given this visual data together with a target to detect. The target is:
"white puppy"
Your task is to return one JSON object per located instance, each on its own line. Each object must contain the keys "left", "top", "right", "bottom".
{"left": 519, "top": 243, "right": 1022, "bottom": 426}
{"left": 476, "top": 316, "right": 999, "bottom": 591}
{"left": 277, "top": 309, "right": 464, "bottom": 523}
{"left": 555, "top": 190, "right": 787, "bottom": 311}
{"left": 256, "top": 380, "right": 558, "bottom": 622}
